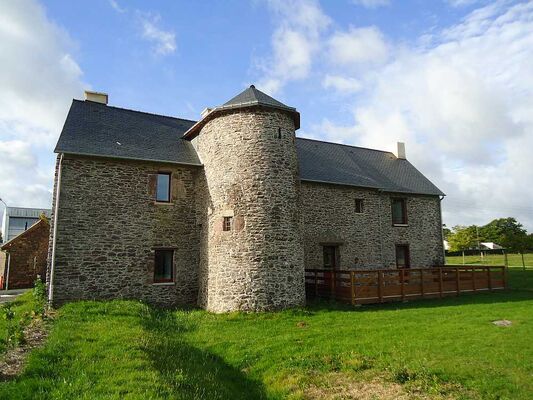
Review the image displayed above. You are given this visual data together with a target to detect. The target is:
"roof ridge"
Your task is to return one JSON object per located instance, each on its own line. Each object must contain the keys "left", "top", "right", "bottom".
{"left": 73, "top": 99, "right": 198, "bottom": 124}
{"left": 296, "top": 136, "right": 396, "bottom": 155}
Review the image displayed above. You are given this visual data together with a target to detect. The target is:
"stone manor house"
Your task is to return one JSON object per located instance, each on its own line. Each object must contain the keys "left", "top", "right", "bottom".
{"left": 46, "top": 86, "right": 445, "bottom": 312}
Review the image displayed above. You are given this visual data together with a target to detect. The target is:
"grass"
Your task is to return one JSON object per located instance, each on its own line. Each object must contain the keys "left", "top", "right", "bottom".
{"left": 0, "top": 291, "right": 39, "bottom": 353}
{"left": 0, "top": 268, "right": 531, "bottom": 399}
{"left": 446, "top": 252, "right": 533, "bottom": 267}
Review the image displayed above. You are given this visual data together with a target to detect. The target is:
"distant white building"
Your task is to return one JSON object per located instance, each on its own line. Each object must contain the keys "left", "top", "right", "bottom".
{"left": 1, "top": 207, "right": 52, "bottom": 244}
{"left": 443, "top": 240, "right": 450, "bottom": 251}
{"left": 480, "top": 242, "right": 504, "bottom": 250}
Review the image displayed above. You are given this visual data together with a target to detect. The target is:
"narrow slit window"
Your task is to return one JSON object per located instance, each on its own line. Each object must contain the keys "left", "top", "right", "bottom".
{"left": 277, "top": 127, "right": 282, "bottom": 139}
{"left": 156, "top": 173, "right": 171, "bottom": 202}
{"left": 154, "top": 249, "right": 174, "bottom": 283}
{"left": 355, "top": 199, "right": 364, "bottom": 214}
{"left": 223, "top": 216, "right": 233, "bottom": 231}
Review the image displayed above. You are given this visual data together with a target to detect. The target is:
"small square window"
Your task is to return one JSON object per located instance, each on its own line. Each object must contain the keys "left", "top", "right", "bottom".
{"left": 154, "top": 249, "right": 173, "bottom": 283}
{"left": 355, "top": 199, "right": 364, "bottom": 214}
{"left": 391, "top": 198, "right": 407, "bottom": 225}
{"left": 156, "top": 173, "right": 171, "bottom": 202}
{"left": 223, "top": 216, "right": 233, "bottom": 231}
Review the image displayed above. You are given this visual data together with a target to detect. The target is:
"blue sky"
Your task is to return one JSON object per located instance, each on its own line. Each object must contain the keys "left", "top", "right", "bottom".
{"left": 1, "top": 0, "right": 532, "bottom": 230}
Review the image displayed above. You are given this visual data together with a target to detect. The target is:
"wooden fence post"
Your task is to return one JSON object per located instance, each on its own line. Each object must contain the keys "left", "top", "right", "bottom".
{"left": 438, "top": 268, "right": 443, "bottom": 298}
{"left": 378, "top": 271, "right": 383, "bottom": 303}
{"left": 400, "top": 269, "right": 405, "bottom": 302}
{"left": 503, "top": 266, "right": 507, "bottom": 289}
{"left": 420, "top": 269, "right": 425, "bottom": 298}
{"left": 456, "top": 267, "right": 460, "bottom": 295}
{"left": 331, "top": 270, "right": 336, "bottom": 299}
{"left": 315, "top": 269, "right": 318, "bottom": 297}
{"left": 351, "top": 271, "right": 356, "bottom": 305}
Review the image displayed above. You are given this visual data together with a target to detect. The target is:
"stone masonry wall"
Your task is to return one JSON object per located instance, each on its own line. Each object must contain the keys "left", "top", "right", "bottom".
{"left": 48, "top": 155, "right": 201, "bottom": 307}
{"left": 2, "top": 219, "right": 49, "bottom": 289}
{"left": 301, "top": 181, "right": 444, "bottom": 270}
{"left": 194, "top": 107, "right": 305, "bottom": 312}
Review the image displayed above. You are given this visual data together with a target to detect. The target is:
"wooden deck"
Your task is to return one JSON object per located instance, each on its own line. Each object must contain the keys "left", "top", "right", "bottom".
{"left": 305, "top": 265, "right": 506, "bottom": 305}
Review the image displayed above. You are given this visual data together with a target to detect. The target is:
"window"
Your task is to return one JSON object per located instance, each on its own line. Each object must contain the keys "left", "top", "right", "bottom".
{"left": 355, "top": 199, "right": 364, "bottom": 214}
{"left": 156, "top": 173, "right": 171, "bottom": 202}
{"left": 277, "top": 127, "right": 282, "bottom": 139}
{"left": 223, "top": 216, "right": 233, "bottom": 231}
{"left": 154, "top": 249, "right": 173, "bottom": 283}
{"left": 391, "top": 198, "right": 407, "bottom": 225}
{"left": 395, "top": 245, "right": 410, "bottom": 268}
{"left": 323, "top": 246, "right": 338, "bottom": 269}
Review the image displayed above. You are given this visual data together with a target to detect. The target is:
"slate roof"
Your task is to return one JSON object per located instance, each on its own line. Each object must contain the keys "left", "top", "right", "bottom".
{"left": 54, "top": 98, "right": 443, "bottom": 196}
{"left": 296, "top": 138, "right": 444, "bottom": 196}
{"left": 55, "top": 100, "right": 201, "bottom": 165}
{"left": 183, "top": 85, "right": 300, "bottom": 138}
{"left": 223, "top": 85, "right": 296, "bottom": 112}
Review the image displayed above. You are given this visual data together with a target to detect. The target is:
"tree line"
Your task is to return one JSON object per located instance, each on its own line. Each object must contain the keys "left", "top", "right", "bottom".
{"left": 444, "top": 218, "right": 533, "bottom": 266}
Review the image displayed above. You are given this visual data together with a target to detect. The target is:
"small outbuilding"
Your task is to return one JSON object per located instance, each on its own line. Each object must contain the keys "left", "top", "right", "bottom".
{"left": 1, "top": 216, "right": 50, "bottom": 290}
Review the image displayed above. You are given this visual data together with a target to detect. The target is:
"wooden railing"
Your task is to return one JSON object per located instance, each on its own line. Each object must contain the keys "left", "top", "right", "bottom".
{"left": 305, "top": 265, "right": 506, "bottom": 305}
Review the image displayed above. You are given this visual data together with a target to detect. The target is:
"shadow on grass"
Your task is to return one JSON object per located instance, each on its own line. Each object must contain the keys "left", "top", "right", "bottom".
{"left": 139, "top": 306, "right": 268, "bottom": 400}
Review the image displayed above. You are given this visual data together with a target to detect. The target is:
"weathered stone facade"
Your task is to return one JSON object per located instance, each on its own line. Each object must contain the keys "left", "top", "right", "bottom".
{"left": 300, "top": 182, "right": 444, "bottom": 270}
{"left": 2, "top": 218, "right": 49, "bottom": 289}
{"left": 48, "top": 155, "right": 200, "bottom": 306}
{"left": 194, "top": 108, "right": 305, "bottom": 312}
{"left": 48, "top": 87, "right": 445, "bottom": 311}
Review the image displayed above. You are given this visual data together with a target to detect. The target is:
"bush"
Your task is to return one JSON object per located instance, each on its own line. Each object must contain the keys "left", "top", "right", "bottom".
{"left": 33, "top": 276, "right": 46, "bottom": 315}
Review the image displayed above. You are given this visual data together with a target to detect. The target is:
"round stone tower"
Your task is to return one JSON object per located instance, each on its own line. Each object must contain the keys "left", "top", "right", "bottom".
{"left": 185, "top": 85, "right": 305, "bottom": 312}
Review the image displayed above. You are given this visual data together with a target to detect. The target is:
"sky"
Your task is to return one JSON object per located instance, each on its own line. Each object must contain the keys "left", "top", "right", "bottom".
{"left": 0, "top": 0, "right": 532, "bottom": 231}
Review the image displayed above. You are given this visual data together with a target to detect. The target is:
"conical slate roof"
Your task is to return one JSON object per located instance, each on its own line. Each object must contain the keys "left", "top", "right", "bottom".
{"left": 223, "top": 85, "right": 295, "bottom": 111}
{"left": 183, "top": 85, "right": 300, "bottom": 138}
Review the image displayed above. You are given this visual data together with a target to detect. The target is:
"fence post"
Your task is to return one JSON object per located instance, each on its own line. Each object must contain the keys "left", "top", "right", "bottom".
{"left": 503, "top": 266, "right": 507, "bottom": 289}
{"left": 400, "top": 269, "right": 405, "bottom": 302}
{"left": 472, "top": 267, "right": 476, "bottom": 291}
{"left": 438, "top": 268, "right": 443, "bottom": 298}
{"left": 315, "top": 269, "right": 318, "bottom": 297}
{"left": 420, "top": 269, "right": 425, "bottom": 298}
{"left": 456, "top": 267, "right": 460, "bottom": 295}
{"left": 378, "top": 271, "right": 383, "bottom": 303}
{"left": 351, "top": 271, "right": 356, "bottom": 305}
{"left": 331, "top": 270, "right": 336, "bottom": 299}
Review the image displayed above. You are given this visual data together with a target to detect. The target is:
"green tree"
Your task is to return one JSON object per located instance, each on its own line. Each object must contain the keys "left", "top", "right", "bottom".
{"left": 479, "top": 217, "right": 526, "bottom": 244}
{"left": 448, "top": 225, "right": 480, "bottom": 263}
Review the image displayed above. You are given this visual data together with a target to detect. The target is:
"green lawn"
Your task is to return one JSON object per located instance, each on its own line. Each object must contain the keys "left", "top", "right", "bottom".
{"left": 0, "top": 291, "right": 38, "bottom": 353}
{"left": 446, "top": 253, "right": 533, "bottom": 267}
{"left": 0, "top": 268, "right": 531, "bottom": 399}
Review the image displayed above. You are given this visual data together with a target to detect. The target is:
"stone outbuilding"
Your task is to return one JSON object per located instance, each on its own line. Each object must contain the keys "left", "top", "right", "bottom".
{"left": 46, "top": 86, "right": 445, "bottom": 312}
{"left": 1, "top": 217, "right": 50, "bottom": 290}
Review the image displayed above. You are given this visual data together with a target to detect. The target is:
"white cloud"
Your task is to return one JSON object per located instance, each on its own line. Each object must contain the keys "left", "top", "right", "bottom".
{"left": 139, "top": 13, "right": 176, "bottom": 56}
{"left": 328, "top": 26, "right": 389, "bottom": 66}
{"left": 351, "top": 0, "right": 391, "bottom": 9}
{"left": 108, "top": 0, "right": 126, "bottom": 14}
{"left": 447, "top": 0, "right": 479, "bottom": 7}
{"left": 314, "top": 1, "right": 533, "bottom": 230}
{"left": 322, "top": 74, "right": 362, "bottom": 94}
{"left": 257, "top": 0, "right": 331, "bottom": 94}
{"left": 0, "top": 0, "right": 85, "bottom": 211}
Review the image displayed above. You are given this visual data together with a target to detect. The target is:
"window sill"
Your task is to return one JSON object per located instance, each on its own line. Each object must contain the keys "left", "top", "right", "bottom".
{"left": 154, "top": 201, "right": 174, "bottom": 206}
{"left": 393, "top": 223, "right": 409, "bottom": 227}
{"left": 152, "top": 282, "right": 175, "bottom": 286}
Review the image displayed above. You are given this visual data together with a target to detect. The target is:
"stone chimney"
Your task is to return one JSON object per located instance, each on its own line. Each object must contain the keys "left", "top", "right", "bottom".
{"left": 84, "top": 90, "right": 108, "bottom": 105}
{"left": 201, "top": 107, "right": 213, "bottom": 118}
{"left": 396, "top": 142, "right": 406, "bottom": 159}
